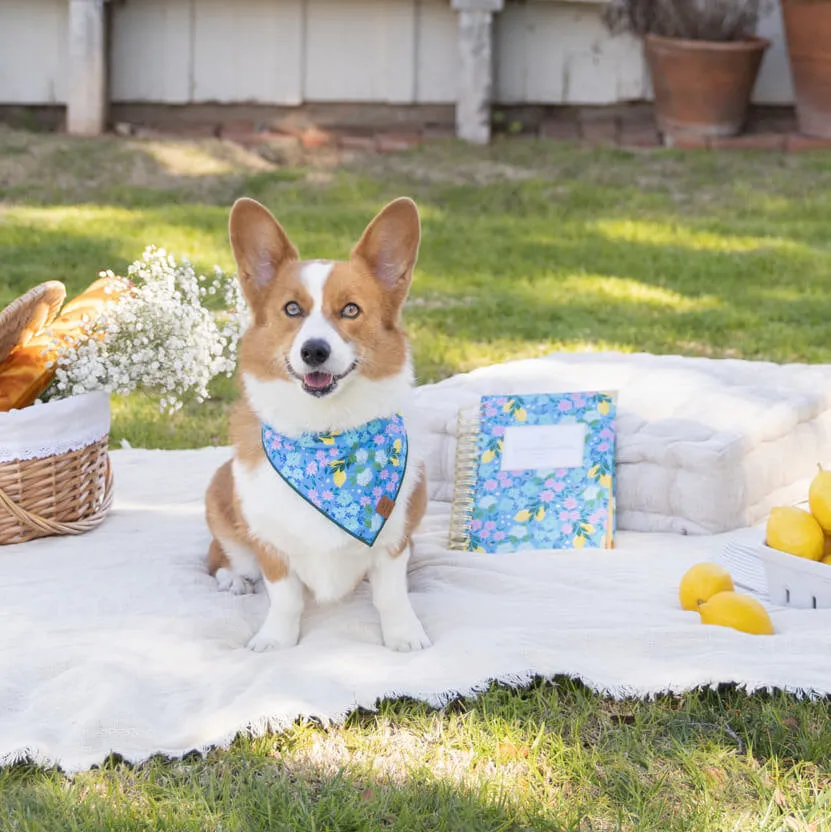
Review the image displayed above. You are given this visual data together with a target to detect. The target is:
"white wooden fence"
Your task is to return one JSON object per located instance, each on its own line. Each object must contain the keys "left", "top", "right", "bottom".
{"left": 0, "top": 0, "right": 794, "bottom": 139}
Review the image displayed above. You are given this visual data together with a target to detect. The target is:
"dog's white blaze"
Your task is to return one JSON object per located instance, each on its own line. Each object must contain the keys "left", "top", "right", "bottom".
{"left": 300, "top": 260, "right": 331, "bottom": 309}
{"left": 288, "top": 261, "right": 355, "bottom": 376}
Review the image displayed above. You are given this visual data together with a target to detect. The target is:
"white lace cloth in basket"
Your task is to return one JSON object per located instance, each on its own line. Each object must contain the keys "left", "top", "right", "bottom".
{"left": 0, "top": 393, "right": 111, "bottom": 463}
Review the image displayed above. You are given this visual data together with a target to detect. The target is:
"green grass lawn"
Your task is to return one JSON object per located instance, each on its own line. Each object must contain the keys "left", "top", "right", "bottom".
{"left": 2, "top": 126, "right": 831, "bottom": 830}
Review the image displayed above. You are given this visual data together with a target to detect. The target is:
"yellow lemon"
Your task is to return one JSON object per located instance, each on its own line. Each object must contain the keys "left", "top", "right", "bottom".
{"left": 698, "top": 591, "right": 774, "bottom": 635}
{"left": 809, "top": 463, "right": 831, "bottom": 533}
{"left": 765, "top": 506, "right": 824, "bottom": 561}
{"left": 678, "top": 563, "right": 734, "bottom": 611}
{"left": 822, "top": 554, "right": 831, "bottom": 566}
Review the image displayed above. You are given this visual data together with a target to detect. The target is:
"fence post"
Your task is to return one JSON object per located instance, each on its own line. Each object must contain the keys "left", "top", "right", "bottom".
{"left": 67, "top": 0, "right": 107, "bottom": 136}
{"left": 451, "top": 0, "right": 504, "bottom": 144}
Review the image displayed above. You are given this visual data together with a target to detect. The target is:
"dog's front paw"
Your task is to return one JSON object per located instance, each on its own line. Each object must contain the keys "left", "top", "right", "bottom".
{"left": 215, "top": 567, "right": 255, "bottom": 596}
{"left": 381, "top": 614, "right": 432, "bottom": 652}
{"left": 246, "top": 621, "right": 300, "bottom": 652}
{"left": 246, "top": 632, "right": 294, "bottom": 652}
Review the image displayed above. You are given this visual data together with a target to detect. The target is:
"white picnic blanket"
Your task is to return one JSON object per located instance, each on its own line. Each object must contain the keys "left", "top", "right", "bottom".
{"left": 3, "top": 350, "right": 831, "bottom": 773}
{"left": 1, "top": 445, "right": 830, "bottom": 773}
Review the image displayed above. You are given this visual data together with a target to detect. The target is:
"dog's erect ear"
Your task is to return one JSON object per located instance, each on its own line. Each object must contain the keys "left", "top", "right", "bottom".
{"left": 351, "top": 198, "right": 421, "bottom": 305}
{"left": 229, "top": 198, "right": 298, "bottom": 319}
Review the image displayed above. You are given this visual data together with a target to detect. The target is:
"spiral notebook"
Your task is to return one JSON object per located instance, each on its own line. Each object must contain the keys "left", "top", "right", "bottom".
{"left": 449, "top": 391, "right": 617, "bottom": 553}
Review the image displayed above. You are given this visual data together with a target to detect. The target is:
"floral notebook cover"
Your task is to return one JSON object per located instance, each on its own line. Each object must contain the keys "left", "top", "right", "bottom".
{"left": 449, "top": 392, "right": 617, "bottom": 553}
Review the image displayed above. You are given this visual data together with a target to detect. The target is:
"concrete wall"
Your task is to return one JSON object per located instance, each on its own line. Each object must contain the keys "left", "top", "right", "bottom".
{"left": 0, "top": 0, "right": 793, "bottom": 107}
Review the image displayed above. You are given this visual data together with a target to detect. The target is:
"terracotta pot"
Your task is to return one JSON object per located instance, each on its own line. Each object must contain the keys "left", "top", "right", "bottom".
{"left": 782, "top": 0, "right": 831, "bottom": 139}
{"left": 644, "top": 34, "right": 770, "bottom": 138}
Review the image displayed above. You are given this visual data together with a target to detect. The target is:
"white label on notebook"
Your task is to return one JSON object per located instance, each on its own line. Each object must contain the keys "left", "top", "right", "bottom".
{"left": 500, "top": 423, "right": 587, "bottom": 471}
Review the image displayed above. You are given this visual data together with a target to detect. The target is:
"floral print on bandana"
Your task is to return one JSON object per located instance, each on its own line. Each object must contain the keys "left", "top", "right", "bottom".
{"left": 261, "top": 413, "right": 408, "bottom": 546}
{"left": 469, "top": 392, "right": 616, "bottom": 553}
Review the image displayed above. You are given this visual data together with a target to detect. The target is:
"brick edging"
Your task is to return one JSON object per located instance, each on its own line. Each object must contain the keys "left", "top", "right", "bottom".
{"left": 5, "top": 101, "right": 831, "bottom": 153}
{"left": 103, "top": 103, "right": 831, "bottom": 154}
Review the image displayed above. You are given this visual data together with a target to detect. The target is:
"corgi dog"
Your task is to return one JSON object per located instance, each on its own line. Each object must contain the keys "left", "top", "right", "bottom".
{"left": 205, "top": 196, "right": 431, "bottom": 652}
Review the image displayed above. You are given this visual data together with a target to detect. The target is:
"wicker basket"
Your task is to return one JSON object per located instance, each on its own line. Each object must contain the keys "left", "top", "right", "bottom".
{"left": 0, "top": 392, "right": 114, "bottom": 545}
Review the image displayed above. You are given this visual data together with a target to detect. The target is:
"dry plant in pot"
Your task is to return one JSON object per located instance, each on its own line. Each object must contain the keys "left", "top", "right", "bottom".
{"left": 604, "top": 0, "right": 773, "bottom": 139}
{"left": 781, "top": 0, "right": 831, "bottom": 139}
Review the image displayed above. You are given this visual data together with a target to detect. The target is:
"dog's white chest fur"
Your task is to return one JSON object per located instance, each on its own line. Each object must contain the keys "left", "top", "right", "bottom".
{"left": 233, "top": 447, "right": 420, "bottom": 604}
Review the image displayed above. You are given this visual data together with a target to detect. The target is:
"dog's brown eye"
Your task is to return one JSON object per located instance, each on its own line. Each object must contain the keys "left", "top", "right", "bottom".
{"left": 284, "top": 301, "right": 303, "bottom": 318}
{"left": 341, "top": 303, "right": 360, "bottom": 319}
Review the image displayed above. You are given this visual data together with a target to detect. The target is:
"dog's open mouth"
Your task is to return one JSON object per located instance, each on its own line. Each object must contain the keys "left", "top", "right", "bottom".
{"left": 302, "top": 372, "right": 335, "bottom": 396}
{"left": 292, "top": 362, "right": 357, "bottom": 397}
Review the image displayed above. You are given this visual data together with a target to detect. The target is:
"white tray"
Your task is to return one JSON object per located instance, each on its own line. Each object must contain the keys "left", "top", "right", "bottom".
{"left": 757, "top": 542, "right": 831, "bottom": 609}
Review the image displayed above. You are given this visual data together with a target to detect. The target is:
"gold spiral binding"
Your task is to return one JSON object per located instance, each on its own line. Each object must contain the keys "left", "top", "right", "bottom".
{"left": 448, "top": 403, "right": 483, "bottom": 551}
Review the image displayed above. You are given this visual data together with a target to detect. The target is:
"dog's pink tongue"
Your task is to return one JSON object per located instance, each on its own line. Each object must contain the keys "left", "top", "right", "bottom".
{"left": 304, "top": 372, "right": 333, "bottom": 389}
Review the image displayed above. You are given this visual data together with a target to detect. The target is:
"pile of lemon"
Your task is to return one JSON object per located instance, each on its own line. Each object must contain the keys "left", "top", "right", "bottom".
{"left": 679, "top": 563, "right": 774, "bottom": 635}
{"left": 676, "top": 464, "right": 831, "bottom": 636}
{"left": 765, "top": 464, "right": 831, "bottom": 563}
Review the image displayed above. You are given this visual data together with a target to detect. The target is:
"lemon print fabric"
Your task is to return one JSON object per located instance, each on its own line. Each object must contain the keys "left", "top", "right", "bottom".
{"left": 468, "top": 392, "right": 616, "bottom": 553}
{"left": 261, "top": 413, "right": 407, "bottom": 546}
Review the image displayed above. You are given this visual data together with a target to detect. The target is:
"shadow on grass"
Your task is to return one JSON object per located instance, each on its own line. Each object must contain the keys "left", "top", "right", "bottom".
{"left": 1, "top": 752, "right": 566, "bottom": 832}
{"left": 2, "top": 677, "right": 829, "bottom": 831}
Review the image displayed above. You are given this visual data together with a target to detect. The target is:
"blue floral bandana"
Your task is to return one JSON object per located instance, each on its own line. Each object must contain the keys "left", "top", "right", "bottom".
{"left": 261, "top": 414, "right": 408, "bottom": 547}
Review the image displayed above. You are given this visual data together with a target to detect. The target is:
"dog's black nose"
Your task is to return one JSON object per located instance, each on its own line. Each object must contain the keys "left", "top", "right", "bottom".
{"left": 300, "top": 339, "right": 331, "bottom": 367}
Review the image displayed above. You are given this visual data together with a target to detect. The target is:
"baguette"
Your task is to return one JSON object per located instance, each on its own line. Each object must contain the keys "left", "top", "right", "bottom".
{"left": 0, "top": 275, "right": 130, "bottom": 412}
{"left": 47, "top": 275, "right": 129, "bottom": 335}
{"left": 0, "top": 338, "right": 61, "bottom": 412}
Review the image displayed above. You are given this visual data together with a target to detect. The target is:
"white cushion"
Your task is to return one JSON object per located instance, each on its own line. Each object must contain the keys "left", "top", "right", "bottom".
{"left": 412, "top": 351, "right": 831, "bottom": 535}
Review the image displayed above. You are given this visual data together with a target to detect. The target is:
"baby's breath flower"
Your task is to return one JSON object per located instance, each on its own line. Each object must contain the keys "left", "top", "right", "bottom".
{"left": 45, "top": 246, "right": 247, "bottom": 413}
